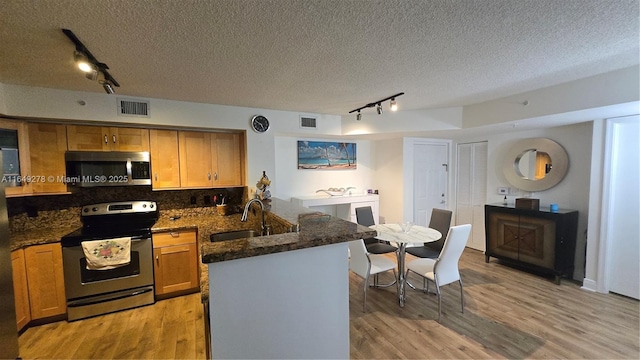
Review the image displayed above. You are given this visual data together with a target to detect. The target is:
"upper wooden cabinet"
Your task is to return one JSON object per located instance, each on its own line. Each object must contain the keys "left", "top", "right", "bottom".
{"left": 0, "top": 119, "right": 31, "bottom": 196}
{"left": 67, "top": 125, "right": 149, "bottom": 152}
{"left": 178, "top": 131, "right": 245, "bottom": 188}
{"left": 211, "top": 132, "right": 244, "bottom": 186}
{"left": 28, "top": 123, "right": 68, "bottom": 194}
{"left": 179, "top": 131, "right": 214, "bottom": 188}
{"left": 149, "top": 129, "right": 181, "bottom": 189}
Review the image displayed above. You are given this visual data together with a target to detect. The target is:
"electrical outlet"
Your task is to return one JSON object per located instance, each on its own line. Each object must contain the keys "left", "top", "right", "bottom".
{"left": 498, "top": 187, "right": 510, "bottom": 195}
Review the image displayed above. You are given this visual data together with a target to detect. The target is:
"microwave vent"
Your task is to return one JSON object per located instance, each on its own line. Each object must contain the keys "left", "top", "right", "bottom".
{"left": 118, "top": 98, "right": 150, "bottom": 117}
{"left": 300, "top": 116, "right": 317, "bottom": 129}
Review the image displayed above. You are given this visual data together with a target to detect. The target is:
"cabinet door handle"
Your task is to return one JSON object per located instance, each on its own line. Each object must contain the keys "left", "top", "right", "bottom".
{"left": 214, "top": 172, "right": 218, "bottom": 181}
{"left": 154, "top": 173, "right": 158, "bottom": 181}
{"left": 208, "top": 172, "right": 211, "bottom": 180}
{"left": 104, "top": 134, "right": 108, "bottom": 144}
{"left": 112, "top": 135, "right": 117, "bottom": 143}
{"left": 155, "top": 255, "right": 159, "bottom": 265}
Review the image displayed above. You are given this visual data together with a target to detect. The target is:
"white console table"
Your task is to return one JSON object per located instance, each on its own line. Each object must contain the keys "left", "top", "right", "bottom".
{"left": 291, "top": 194, "right": 380, "bottom": 224}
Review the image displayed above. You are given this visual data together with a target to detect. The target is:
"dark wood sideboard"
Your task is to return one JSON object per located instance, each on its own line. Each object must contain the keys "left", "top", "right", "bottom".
{"left": 484, "top": 204, "right": 579, "bottom": 284}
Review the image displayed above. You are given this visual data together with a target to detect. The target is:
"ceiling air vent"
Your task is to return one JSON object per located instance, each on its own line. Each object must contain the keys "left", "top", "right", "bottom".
{"left": 299, "top": 116, "right": 317, "bottom": 129}
{"left": 117, "top": 98, "right": 150, "bottom": 117}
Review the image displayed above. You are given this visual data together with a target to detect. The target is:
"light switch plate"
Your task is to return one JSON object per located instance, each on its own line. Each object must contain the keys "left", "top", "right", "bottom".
{"left": 498, "top": 187, "right": 510, "bottom": 195}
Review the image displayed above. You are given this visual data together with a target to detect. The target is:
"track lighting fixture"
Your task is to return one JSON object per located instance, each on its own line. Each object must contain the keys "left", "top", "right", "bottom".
{"left": 349, "top": 92, "right": 404, "bottom": 120}
{"left": 101, "top": 80, "right": 115, "bottom": 94}
{"left": 85, "top": 69, "right": 98, "bottom": 81}
{"left": 63, "top": 29, "right": 120, "bottom": 94}
{"left": 390, "top": 98, "right": 398, "bottom": 111}
{"left": 74, "top": 51, "right": 94, "bottom": 73}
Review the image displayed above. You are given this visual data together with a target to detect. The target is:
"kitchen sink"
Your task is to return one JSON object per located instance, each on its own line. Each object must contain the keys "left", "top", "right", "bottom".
{"left": 210, "top": 229, "right": 258, "bottom": 242}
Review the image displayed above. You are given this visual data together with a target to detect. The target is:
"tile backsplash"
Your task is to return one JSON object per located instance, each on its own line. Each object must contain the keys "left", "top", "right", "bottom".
{"left": 7, "top": 186, "right": 246, "bottom": 232}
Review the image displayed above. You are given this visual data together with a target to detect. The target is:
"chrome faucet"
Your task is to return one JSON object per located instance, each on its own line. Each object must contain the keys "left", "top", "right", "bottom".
{"left": 241, "top": 198, "right": 269, "bottom": 235}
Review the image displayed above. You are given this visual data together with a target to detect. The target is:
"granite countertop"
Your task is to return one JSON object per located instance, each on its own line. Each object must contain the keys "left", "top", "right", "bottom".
{"left": 9, "top": 226, "right": 79, "bottom": 251}
{"left": 200, "top": 200, "right": 376, "bottom": 263}
{"left": 9, "top": 197, "right": 377, "bottom": 305}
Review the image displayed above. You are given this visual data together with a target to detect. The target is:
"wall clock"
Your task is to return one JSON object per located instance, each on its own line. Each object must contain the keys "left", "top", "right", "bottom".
{"left": 251, "top": 115, "right": 270, "bottom": 133}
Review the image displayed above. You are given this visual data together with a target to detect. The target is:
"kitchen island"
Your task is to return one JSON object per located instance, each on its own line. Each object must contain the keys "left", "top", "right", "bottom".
{"left": 201, "top": 198, "right": 375, "bottom": 359}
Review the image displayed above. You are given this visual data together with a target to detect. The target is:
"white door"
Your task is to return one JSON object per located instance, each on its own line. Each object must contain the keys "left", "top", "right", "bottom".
{"left": 456, "top": 142, "right": 487, "bottom": 250}
{"left": 606, "top": 117, "right": 639, "bottom": 299}
{"left": 413, "top": 143, "right": 448, "bottom": 227}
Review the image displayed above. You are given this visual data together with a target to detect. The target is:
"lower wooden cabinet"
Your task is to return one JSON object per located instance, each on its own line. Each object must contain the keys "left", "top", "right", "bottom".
{"left": 24, "top": 243, "right": 67, "bottom": 319}
{"left": 11, "top": 249, "right": 30, "bottom": 331}
{"left": 153, "top": 229, "right": 199, "bottom": 296}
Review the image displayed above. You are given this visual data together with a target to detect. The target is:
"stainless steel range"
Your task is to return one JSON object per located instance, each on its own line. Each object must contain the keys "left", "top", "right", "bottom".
{"left": 61, "top": 201, "right": 158, "bottom": 321}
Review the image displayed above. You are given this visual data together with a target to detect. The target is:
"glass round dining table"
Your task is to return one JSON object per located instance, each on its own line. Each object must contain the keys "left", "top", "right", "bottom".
{"left": 369, "top": 223, "right": 442, "bottom": 307}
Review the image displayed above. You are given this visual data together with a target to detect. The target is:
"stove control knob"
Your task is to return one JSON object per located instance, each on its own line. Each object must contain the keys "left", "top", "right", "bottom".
{"left": 92, "top": 207, "right": 98, "bottom": 212}
{"left": 83, "top": 208, "right": 89, "bottom": 213}
{"left": 150, "top": 204, "right": 154, "bottom": 208}
{"left": 142, "top": 204, "right": 147, "bottom": 208}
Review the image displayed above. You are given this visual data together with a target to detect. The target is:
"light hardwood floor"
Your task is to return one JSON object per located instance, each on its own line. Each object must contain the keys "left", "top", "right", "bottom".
{"left": 19, "top": 249, "right": 639, "bottom": 359}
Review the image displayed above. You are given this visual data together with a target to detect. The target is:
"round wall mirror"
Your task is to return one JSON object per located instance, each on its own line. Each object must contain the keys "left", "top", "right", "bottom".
{"left": 503, "top": 138, "right": 568, "bottom": 191}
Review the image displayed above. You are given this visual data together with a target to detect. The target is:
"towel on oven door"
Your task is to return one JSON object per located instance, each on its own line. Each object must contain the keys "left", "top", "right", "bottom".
{"left": 81, "top": 237, "right": 132, "bottom": 270}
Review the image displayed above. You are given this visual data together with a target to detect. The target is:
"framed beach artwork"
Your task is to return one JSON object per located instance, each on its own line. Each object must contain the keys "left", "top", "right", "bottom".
{"left": 297, "top": 140, "right": 357, "bottom": 170}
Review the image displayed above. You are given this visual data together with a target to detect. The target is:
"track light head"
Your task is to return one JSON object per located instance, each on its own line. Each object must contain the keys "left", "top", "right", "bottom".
{"left": 356, "top": 111, "right": 362, "bottom": 121}
{"left": 74, "top": 51, "right": 94, "bottom": 73}
{"left": 102, "top": 81, "right": 115, "bottom": 94}
{"left": 390, "top": 98, "right": 398, "bottom": 111}
{"left": 85, "top": 69, "right": 98, "bottom": 81}
{"left": 376, "top": 103, "right": 383, "bottom": 115}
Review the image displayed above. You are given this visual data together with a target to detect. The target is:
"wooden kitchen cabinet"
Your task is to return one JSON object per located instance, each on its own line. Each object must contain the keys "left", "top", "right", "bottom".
{"left": 211, "top": 132, "right": 244, "bottom": 186}
{"left": 149, "top": 129, "right": 181, "bottom": 189}
{"left": 178, "top": 130, "right": 245, "bottom": 188}
{"left": 24, "top": 243, "right": 67, "bottom": 319}
{"left": 67, "top": 125, "right": 149, "bottom": 152}
{"left": 0, "top": 118, "right": 31, "bottom": 197}
{"left": 485, "top": 204, "right": 578, "bottom": 284}
{"left": 27, "top": 122, "right": 68, "bottom": 194}
{"left": 179, "top": 131, "right": 213, "bottom": 188}
{"left": 153, "top": 229, "right": 199, "bottom": 297}
{"left": 11, "top": 249, "right": 31, "bottom": 331}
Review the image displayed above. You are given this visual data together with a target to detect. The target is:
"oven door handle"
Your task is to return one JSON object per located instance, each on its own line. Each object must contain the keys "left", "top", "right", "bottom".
{"left": 67, "top": 287, "right": 153, "bottom": 307}
{"left": 130, "top": 235, "right": 151, "bottom": 241}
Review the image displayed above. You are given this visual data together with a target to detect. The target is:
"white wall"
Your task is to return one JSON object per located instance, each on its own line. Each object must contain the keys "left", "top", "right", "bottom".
{"left": 342, "top": 107, "right": 463, "bottom": 135}
{"left": 450, "top": 122, "right": 594, "bottom": 280}
{"left": 273, "top": 137, "right": 374, "bottom": 199}
{"left": 372, "top": 138, "right": 404, "bottom": 223}
{"left": 463, "top": 66, "right": 640, "bottom": 128}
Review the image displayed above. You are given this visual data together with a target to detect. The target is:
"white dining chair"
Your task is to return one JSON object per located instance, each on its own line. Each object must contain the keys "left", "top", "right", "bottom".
{"left": 348, "top": 239, "right": 397, "bottom": 312}
{"left": 405, "top": 224, "right": 471, "bottom": 322}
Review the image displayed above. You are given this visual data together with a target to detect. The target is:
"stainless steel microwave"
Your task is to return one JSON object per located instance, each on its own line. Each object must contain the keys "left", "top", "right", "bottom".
{"left": 65, "top": 151, "right": 151, "bottom": 187}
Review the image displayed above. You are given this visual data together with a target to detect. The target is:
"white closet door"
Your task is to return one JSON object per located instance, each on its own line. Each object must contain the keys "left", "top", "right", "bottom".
{"left": 456, "top": 142, "right": 487, "bottom": 251}
{"left": 606, "top": 117, "right": 639, "bottom": 299}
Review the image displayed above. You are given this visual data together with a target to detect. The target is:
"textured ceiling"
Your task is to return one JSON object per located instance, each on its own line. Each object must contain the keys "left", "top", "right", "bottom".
{"left": 1, "top": 0, "right": 638, "bottom": 115}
